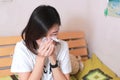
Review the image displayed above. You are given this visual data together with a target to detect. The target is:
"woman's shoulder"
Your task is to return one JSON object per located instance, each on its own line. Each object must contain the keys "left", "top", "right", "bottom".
{"left": 57, "top": 40, "right": 69, "bottom": 52}
{"left": 15, "top": 40, "right": 26, "bottom": 48}
{"left": 56, "top": 40, "right": 69, "bottom": 60}
{"left": 14, "top": 40, "right": 28, "bottom": 54}
{"left": 14, "top": 40, "right": 35, "bottom": 58}
{"left": 59, "top": 39, "right": 68, "bottom": 47}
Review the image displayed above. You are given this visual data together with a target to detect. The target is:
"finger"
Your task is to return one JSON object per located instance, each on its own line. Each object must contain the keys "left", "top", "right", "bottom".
{"left": 44, "top": 45, "right": 52, "bottom": 56}
{"left": 43, "top": 44, "right": 54, "bottom": 56}
{"left": 37, "top": 39, "right": 52, "bottom": 53}
{"left": 47, "top": 44, "right": 55, "bottom": 56}
{"left": 37, "top": 39, "right": 54, "bottom": 56}
{"left": 43, "top": 39, "right": 53, "bottom": 51}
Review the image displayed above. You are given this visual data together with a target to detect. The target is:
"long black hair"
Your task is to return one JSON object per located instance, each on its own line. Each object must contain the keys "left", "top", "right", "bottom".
{"left": 21, "top": 5, "right": 61, "bottom": 54}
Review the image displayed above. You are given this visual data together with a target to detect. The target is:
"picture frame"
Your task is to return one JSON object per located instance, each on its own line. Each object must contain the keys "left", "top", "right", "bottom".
{"left": 105, "top": 0, "right": 120, "bottom": 18}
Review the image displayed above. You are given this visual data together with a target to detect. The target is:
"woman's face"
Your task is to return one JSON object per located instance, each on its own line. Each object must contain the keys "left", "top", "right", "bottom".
{"left": 47, "top": 24, "right": 60, "bottom": 38}
{"left": 36, "top": 24, "right": 59, "bottom": 45}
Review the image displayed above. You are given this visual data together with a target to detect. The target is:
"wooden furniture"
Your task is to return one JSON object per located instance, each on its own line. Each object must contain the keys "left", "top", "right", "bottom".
{"left": 58, "top": 32, "right": 88, "bottom": 61}
{"left": 0, "top": 32, "right": 88, "bottom": 77}
{"left": 0, "top": 36, "right": 21, "bottom": 77}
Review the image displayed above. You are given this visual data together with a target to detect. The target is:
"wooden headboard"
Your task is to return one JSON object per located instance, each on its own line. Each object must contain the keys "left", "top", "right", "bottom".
{"left": 58, "top": 32, "right": 88, "bottom": 61}
{"left": 0, "top": 36, "right": 21, "bottom": 77}
{"left": 0, "top": 32, "right": 88, "bottom": 77}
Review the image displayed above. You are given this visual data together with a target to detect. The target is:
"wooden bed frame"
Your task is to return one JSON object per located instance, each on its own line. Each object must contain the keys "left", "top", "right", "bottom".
{"left": 0, "top": 32, "right": 88, "bottom": 77}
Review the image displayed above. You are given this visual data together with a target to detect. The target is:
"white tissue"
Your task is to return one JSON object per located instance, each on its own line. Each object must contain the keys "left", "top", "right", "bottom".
{"left": 51, "top": 36, "right": 60, "bottom": 42}
{"left": 42, "top": 37, "right": 47, "bottom": 42}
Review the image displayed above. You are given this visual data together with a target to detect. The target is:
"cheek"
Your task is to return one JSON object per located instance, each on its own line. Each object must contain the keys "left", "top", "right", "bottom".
{"left": 46, "top": 33, "right": 53, "bottom": 37}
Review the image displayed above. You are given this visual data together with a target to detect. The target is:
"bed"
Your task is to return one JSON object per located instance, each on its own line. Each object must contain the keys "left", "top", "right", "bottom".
{"left": 1, "top": 32, "right": 120, "bottom": 80}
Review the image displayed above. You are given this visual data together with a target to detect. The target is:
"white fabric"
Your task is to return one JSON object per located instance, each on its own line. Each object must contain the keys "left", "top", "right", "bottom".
{"left": 11, "top": 40, "right": 71, "bottom": 80}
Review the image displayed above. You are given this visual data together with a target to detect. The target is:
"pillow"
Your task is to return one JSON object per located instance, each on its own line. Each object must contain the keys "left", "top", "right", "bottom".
{"left": 70, "top": 75, "right": 77, "bottom": 80}
{"left": 0, "top": 76, "right": 12, "bottom": 80}
{"left": 112, "top": 77, "right": 120, "bottom": 80}
{"left": 69, "top": 54, "right": 83, "bottom": 75}
{"left": 0, "top": 75, "right": 18, "bottom": 80}
{"left": 76, "top": 53, "right": 120, "bottom": 80}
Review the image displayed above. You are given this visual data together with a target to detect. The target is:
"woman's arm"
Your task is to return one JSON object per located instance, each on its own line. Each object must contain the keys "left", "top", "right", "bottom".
{"left": 51, "top": 65, "right": 70, "bottom": 80}
{"left": 51, "top": 67, "right": 70, "bottom": 80}
{"left": 18, "top": 56, "right": 45, "bottom": 80}
{"left": 49, "top": 56, "right": 70, "bottom": 80}
{"left": 18, "top": 39, "right": 55, "bottom": 80}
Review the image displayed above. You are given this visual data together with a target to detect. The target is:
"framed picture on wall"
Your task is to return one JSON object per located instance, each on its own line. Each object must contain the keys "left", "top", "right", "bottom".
{"left": 105, "top": 0, "right": 120, "bottom": 18}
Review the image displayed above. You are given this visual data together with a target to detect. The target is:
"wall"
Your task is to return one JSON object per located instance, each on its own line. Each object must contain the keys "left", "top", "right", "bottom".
{"left": 87, "top": 0, "right": 120, "bottom": 76}
{"left": 0, "top": 0, "right": 88, "bottom": 36}
{"left": 0, "top": 0, "right": 120, "bottom": 77}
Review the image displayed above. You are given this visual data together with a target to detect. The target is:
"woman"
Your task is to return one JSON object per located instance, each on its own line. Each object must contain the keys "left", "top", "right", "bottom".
{"left": 11, "top": 5, "right": 71, "bottom": 80}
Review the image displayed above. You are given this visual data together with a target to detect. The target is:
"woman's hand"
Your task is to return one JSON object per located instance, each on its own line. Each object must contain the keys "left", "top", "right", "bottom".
{"left": 36, "top": 38, "right": 55, "bottom": 57}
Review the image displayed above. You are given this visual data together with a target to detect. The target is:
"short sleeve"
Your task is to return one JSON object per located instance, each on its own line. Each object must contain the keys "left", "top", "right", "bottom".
{"left": 59, "top": 42, "right": 72, "bottom": 74}
{"left": 11, "top": 42, "right": 33, "bottom": 73}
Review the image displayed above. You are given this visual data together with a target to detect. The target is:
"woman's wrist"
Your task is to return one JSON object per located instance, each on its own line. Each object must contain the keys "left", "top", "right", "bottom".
{"left": 50, "top": 60, "right": 58, "bottom": 68}
{"left": 49, "top": 55, "right": 56, "bottom": 65}
{"left": 36, "top": 56, "right": 46, "bottom": 62}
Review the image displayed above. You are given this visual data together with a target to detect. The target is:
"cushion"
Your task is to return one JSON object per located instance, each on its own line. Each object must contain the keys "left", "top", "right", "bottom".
{"left": 70, "top": 75, "right": 77, "bottom": 80}
{"left": 112, "top": 77, "right": 120, "bottom": 80}
{"left": 0, "top": 76, "right": 12, "bottom": 80}
{"left": 69, "top": 54, "right": 83, "bottom": 75}
{"left": 0, "top": 75, "right": 18, "bottom": 80}
{"left": 76, "top": 53, "right": 120, "bottom": 80}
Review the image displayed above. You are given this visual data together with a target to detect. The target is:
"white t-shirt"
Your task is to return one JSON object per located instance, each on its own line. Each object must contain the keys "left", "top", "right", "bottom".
{"left": 11, "top": 40, "right": 71, "bottom": 80}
